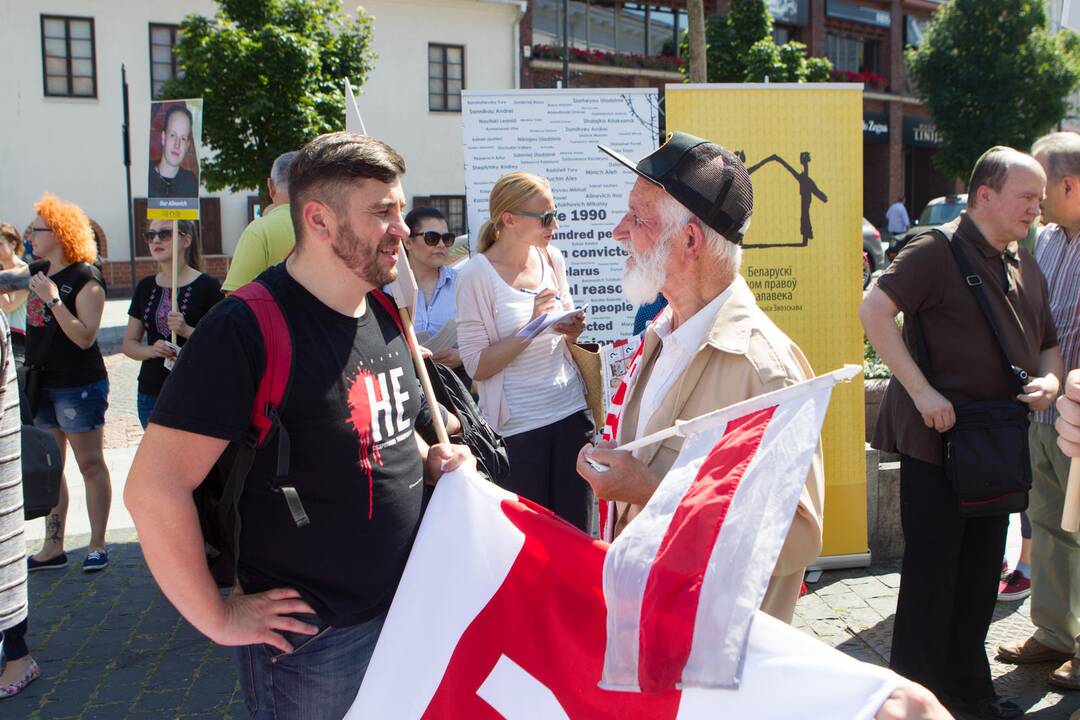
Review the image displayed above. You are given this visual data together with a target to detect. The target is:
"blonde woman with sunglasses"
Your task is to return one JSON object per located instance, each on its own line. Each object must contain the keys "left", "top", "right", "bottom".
{"left": 122, "top": 219, "right": 222, "bottom": 428}
{"left": 456, "top": 172, "right": 592, "bottom": 531}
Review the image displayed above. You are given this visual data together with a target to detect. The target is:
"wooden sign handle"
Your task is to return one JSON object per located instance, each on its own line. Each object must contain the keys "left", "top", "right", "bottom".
{"left": 1061, "top": 458, "right": 1080, "bottom": 532}
{"left": 399, "top": 306, "right": 449, "bottom": 446}
{"left": 170, "top": 219, "right": 179, "bottom": 344}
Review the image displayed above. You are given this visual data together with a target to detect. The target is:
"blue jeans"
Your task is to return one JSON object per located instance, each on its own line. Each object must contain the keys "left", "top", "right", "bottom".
{"left": 137, "top": 393, "right": 157, "bottom": 429}
{"left": 237, "top": 611, "right": 386, "bottom": 719}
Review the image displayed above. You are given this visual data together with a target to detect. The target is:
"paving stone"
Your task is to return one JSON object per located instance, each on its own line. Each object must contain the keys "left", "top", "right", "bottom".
{"left": 131, "top": 688, "right": 188, "bottom": 713}
{"left": 78, "top": 702, "right": 132, "bottom": 720}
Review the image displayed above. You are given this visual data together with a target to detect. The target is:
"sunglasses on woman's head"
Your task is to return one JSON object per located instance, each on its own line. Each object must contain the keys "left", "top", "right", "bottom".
{"left": 412, "top": 230, "right": 456, "bottom": 247}
{"left": 511, "top": 209, "right": 558, "bottom": 228}
{"left": 143, "top": 229, "right": 174, "bottom": 242}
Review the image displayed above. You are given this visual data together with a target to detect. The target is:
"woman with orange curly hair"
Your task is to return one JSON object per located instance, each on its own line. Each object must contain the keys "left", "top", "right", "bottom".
{"left": 24, "top": 193, "right": 112, "bottom": 574}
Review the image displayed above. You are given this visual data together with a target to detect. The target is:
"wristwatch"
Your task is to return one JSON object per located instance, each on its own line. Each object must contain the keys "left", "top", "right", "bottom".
{"left": 46, "top": 297, "right": 61, "bottom": 308}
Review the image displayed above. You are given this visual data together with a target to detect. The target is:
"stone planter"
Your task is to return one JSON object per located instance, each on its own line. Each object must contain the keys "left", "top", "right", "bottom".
{"left": 864, "top": 377, "right": 890, "bottom": 444}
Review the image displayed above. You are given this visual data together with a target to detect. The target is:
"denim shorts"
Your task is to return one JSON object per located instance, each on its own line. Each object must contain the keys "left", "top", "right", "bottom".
{"left": 33, "top": 379, "right": 109, "bottom": 434}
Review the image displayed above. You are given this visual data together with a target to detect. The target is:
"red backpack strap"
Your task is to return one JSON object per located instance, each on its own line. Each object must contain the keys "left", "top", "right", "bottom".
{"left": 231, "top": 281, "right": 292, "bottom": 447}
{"left": 370, "top": 289, "right": 415, "bottom": 353}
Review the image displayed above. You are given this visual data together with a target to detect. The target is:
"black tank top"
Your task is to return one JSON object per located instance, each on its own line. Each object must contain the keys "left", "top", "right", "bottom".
{"left": 25, "top": 262, "right": 107, "bottom": 388}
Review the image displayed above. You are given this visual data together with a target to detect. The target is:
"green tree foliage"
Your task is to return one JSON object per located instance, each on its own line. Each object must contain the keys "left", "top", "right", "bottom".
{"left": 681, "top": 0, "right": 830, "bottom": 83}
{"left": 162, "top": 0, "right": 377, "bottom": 196}
{"left": 907, "top": 0, "right": 1080, "bottom": 180}
{"left": 744, "top": 39, "right": 830, "bottom": 82}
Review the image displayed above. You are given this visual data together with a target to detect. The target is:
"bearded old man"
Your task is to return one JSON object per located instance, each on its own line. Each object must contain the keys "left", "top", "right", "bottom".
{"left": 575, "top": 132, "right": 823, "bottom": 623}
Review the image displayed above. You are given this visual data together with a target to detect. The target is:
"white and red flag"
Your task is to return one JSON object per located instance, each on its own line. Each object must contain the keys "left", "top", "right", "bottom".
{"left": 348, "top": 366, "right": 897, "bottom": 718}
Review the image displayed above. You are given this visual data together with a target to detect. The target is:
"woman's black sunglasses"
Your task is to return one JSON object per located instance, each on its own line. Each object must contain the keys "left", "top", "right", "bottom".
{"left": 412, "top": 230, "right": 456, "bottom": 247}
{"left": 511, "top": 209, "right": 558, "bottom": 228}
{"left": 143, "top": 229, "right": 174, "bottom": 242}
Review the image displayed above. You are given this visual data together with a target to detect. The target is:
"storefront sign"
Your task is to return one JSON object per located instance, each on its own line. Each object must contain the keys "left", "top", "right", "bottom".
{"left": 769, "top": 0, "right": 809, "bottom": 26}
{"left": 903, "top": 116, "right": 942, "bottom": 147}
{"left": 826, "top": 0, "right": 891, "bottom": 28}
{"left": 863, "top": 112, "right": 889, "bottom": 144}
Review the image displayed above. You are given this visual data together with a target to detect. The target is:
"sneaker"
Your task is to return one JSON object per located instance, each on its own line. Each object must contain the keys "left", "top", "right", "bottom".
{"left": 82, "top": 549, "right": 108, "bottom": 572}
{"left": 998, "top": 571, "right": 1031, "bottom": 601}
{"left": 26, "top": 552, "right": 68, "bottom": 572}
{"left": 1001, "top": 560, "right": 1011, "bottom": 580}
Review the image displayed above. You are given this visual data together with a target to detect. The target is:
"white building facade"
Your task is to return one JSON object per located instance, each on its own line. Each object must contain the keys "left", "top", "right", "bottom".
{"left": 0, "top": 0, "right": 523, "bottom": 293}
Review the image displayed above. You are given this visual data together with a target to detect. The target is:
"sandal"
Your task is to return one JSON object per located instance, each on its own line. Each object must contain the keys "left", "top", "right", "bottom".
{"left": 0, "top": 659, "right": 40, "bottom": 699}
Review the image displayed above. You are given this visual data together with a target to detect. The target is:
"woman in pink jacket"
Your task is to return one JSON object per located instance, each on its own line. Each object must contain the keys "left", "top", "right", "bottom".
{"left": 456, "top": 172, "right": 592, "bottom": 531}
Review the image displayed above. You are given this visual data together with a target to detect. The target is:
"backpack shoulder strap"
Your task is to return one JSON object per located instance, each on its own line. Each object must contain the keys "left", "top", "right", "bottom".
{"left": 231, "top": 281, "right": 292, "bottom": 447}
{"left": 230, "top": 279, "right": 309, "bottom": 527}
{"left": 369, "top": 289, "right": 415, "bottom": 354}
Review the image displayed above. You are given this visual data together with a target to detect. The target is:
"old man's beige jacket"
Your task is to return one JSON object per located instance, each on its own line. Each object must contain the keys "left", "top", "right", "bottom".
{"left": 614, "top": 275, "right": 824, "bottom": 622}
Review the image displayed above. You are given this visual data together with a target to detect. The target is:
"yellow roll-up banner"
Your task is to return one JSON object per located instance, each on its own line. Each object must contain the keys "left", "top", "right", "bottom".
{"left": 666, "top": 84, "right": 866, "bottom": 562}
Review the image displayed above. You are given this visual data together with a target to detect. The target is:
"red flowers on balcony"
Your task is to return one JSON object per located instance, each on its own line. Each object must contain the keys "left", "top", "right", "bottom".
{"left": 830, "top": 69, "right": 889, "bottom": 89}
{"left": 531, "top": 44, "right": 687, "bottom": 73}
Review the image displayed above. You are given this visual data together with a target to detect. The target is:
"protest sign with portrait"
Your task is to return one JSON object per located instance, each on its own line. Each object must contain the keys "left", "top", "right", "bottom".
{"left": 147, "top": 98, "right": 202, "bottom": 220}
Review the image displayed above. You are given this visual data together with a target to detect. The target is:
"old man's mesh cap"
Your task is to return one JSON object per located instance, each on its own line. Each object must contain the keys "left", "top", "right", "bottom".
{"left": 598, "top": 132, "right": 753, "bottom": 244}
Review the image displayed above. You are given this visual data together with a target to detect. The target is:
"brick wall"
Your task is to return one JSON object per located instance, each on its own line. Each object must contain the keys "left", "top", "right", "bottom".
{"left": 102, "top": 255, "right": 231, "bottom": 297}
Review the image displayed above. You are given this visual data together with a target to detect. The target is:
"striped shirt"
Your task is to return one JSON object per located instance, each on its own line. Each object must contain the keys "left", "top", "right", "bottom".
{"left": 482, "top": 257, "right": 586, "bottom": 437}
{"left": 1034, "top": 224, "right": 1080, "bottom": 425}
{"left": 0, "top": 312, "right": 26, "bottom": 633}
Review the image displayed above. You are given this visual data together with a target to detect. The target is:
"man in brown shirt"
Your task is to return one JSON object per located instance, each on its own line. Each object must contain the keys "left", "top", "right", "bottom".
{"left": 861, "top": 146, "right": 1063, "bottom": 720}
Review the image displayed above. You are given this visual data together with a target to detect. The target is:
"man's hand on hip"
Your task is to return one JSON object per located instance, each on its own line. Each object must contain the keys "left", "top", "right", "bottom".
{"left": 912, "top": 385, "right": 955, "bottom": 433}
{"left": 214, "top": 587, "right": 319, "bottom": 653}
{"left": 576, "top": 444, "right": 660, "bottom": 506}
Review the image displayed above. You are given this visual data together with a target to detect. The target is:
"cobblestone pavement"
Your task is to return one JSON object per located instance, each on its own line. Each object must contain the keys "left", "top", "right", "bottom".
{"left": 5, "top": 353, "right": 1078, "bottom": 718}
{"left": 797, "top": 566, "right": 1080, "bottom": 719}
{"left": 6, "top": 533, "right": 245, "bottom": 720}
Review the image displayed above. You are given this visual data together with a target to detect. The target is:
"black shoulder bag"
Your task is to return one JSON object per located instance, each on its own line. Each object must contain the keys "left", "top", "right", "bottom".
{"left": 420, "top": 357, "right": 510, "bottom": 486}
{"left": 913, "top": 228, "right": 1032, "bottom": 517}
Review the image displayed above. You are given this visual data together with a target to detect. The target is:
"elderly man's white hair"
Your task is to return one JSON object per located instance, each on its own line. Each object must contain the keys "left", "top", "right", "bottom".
{"left": 656, "top": 192, "right": 744, "bottom": 273}
{"left": 271, "top": 150, "right": 298, "bottom": 190}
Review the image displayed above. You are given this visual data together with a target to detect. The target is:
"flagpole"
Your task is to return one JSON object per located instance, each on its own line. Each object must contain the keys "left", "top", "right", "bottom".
{"left": 388, "top": 247, "right": 449, "bottom": 446}
{"left": 171, "top": 219, "right": 179, "bottom": 344}
{"left": 1061, "top": 460, "right": 1080, "bottom": 531}
{"left": 613, "top": 364, "right": 862, "bottom": 453}
{"left": 400, "top": 305, "right": 449, "bottom": 445}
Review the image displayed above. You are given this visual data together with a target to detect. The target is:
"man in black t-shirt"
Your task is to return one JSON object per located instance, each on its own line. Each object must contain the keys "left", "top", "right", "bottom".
{"left": 125, "top": 132, "right": 474, "bottom": 720}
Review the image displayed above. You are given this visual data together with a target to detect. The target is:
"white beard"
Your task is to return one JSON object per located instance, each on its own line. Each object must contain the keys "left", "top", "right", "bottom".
{"left": 622, "top": 236, "right": 672, "bottom": 305}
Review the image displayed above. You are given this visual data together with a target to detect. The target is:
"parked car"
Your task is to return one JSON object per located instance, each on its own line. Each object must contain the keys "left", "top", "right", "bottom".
{"left": 886, "top": 193, "right": 968, "bottom": 261}
{"left": 863, "top": 217, "right": 886, "bottom": 289}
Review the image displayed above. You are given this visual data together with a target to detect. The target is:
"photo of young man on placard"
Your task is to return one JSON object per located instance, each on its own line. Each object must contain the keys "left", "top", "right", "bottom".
{"left": 148, "top": 100, "right": 201, "bottom": 201}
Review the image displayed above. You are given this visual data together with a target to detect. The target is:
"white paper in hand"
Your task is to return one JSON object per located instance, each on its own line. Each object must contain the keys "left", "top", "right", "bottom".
{"left": 516, "top": 304, "right": 588, "bottom": 341}
{"left": 162, "top": 341, "right": 181, "bottom": 372}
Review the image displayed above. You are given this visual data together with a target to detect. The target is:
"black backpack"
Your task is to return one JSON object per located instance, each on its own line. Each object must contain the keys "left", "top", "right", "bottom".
{"left": 194, "top": 279, "right": 301, "bottom": 587}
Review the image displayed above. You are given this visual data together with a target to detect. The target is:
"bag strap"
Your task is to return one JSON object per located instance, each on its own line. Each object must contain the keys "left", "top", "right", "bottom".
{"left": 929, "top": 227, "right": 1028, "bottom": 396}
{"left": 231, "top": 280, "right": 308, "bottom": 528}
{"left": 370, "top": 289, "right": 415, "bottom": 354}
